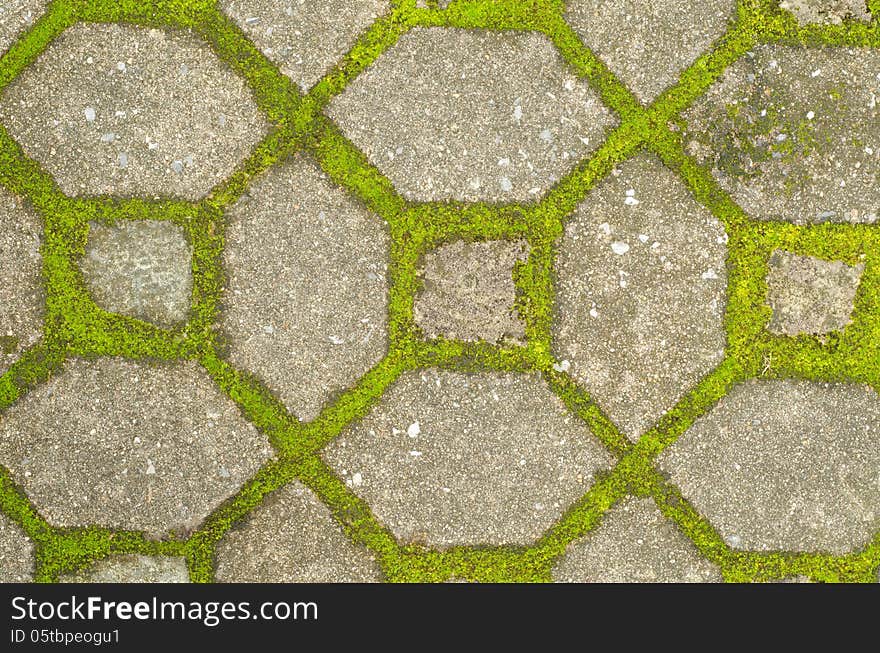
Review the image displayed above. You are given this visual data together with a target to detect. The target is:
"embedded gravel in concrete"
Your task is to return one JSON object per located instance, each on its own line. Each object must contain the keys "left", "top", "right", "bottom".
{"left": 0, "top": 23, "right": 267, "bottom": 200}
{"left": 765, "top": 249, "right": 865, "bottom": 335}
{"left": 659, "top": 379, "right": 880, "bottom": 554}
{"left": 779, "top": 0, "right": 873, "bottom": 25}
{"left": 0, "top": 358, "right": 272, "bottom": 538}
{"left": 0, "top": 513, "right": 33, "bottom": 582}
{"left": 327, "top": 28, "right": 615, "bottom": 203}
{"left": 219, "top": 155, "right": 389, "bottom": 423}
{"left": 60, "top": 555, "right": 190, "bottom": 583}
{"left": 80, "top": 220, "right": 193, "bottom": 328}
{"left": 0, "top": 0, "right": 48, "bottom": 56}
{"left": 323, "top": 369, "right": 613, "bottom": 547}
{"left": 684, "top": 44, "right": 880, "bottom": 224}
{"left": 220, "top": 0, "right": 389, "bottom": 91}
{"left": 553, "top": 497, "right": 722, "bottom": 582}
{"left": 216, "top": 481, "right": 382, "bottom": 582}
{"left": 414, "top": 239, "right": 529, "bottom": 344}
{"left": 0, "top": 187, "right": 43, "bottom": 377}
{"left": 565, "top": 0, "right": 737, "bottom": 103}
{"left": 553, "top": 154, "right": 728, "bottom": 440}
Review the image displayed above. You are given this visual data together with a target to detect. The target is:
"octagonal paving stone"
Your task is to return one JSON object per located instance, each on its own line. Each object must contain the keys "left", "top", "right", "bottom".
{"left": 79, "top": 220, "right": 193, "bottom": 329}
{"left": 564, "top": 0, "right": 737, "bottom": 104}
{"left": 0, "top": 186, "right": 44, "bottom": 378}
{"left": 323, "top": 369, "right": 613, "bottom": 547}
{"left": 778, "top": 0, "right": 874, "bottom": 25}
{"left": 326, "top": 28, "right": 616, "bottom": 203}
{"left": 414, "top": 239, "right": 529, "bottom": 345}
{"left": 658, "top": 379, "right": 880, "bottom": 554}
{"left": 0, "top": 357, "right": 272, "bottom": 538}
{"left": 215, "top": 481, "right": 382, "bottom": 582}
{"left": 553, "top": 154, "right": 728, "bottom": 441}
{"left": 553, "top": 497, "right": 721, "bottom": 583}
{"left": 0, "top": 512, "right": 33, "bottom": 582}
{"left": 765, "top": 249, "right": 865, "bottom": 336}
{"left": 219, "top": 154, "right": 389, "bottom": 423}
{"left": 60, "top": 555, "right": 190, "bottom": 583}
{"left": 220, "top": 0, "right": 389, "bottom": 92}
{"left": 683, "top": 44, "right": 880, "bottom": 224}
{"left": 0, "top": 0, "right": 49, "bottom": 57}
{"left": 0, "top": 23, "right": 267, "bottom": 200}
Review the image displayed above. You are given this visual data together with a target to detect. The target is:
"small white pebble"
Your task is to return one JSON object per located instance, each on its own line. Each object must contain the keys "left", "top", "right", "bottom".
{"left": 116, "top": 61, "right": 126, "bottom": 72}
{"left": 328, "top": 335, "right": 344, "bottom": 345}
{"left": 552, "top": 359, "right": 571, "bottom": 373}
{"left": 351, "top": 472, "right": 363, "bottom": 487}
{"left": 638, "top": 234, "right": 649, "bottom": 243}
{"left": 84, "top": 107, "right": 96, "bottom": 122}
{"left": 806, "top": 111, "right": 815, "bottom": 120}
{"left": 811, "top": 68, "right": 821, "bottom": 77}
{"left": 611, "top": 241, "right": 630, "bottom": 255}
{"left": 409, "top": 450, "right": 422, "bottom": 458}
{"left": 589, "top": 308, "right": 599, "bottom": 318}
{"left": 499, "top": 177, "right": 513, "bottom": 192}
{"left": 701, "top": 268, "right": 719, "bottom": 280}
{"left": 624, "top": 196, "right": 640, "bottom": 206}
{"left": 407, "top": 421, "right": 421, "bottom": 438}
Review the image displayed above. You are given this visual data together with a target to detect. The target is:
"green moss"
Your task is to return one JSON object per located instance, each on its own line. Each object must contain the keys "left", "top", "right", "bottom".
{"left": 0, "top": 0, "right": 878, "bottom": 584}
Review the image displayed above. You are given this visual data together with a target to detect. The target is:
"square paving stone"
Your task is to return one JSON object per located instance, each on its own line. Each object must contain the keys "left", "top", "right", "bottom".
{"left": 779, "top": 0, "right": 874, "bottom": 25}
{"left": 765, "top": 249, "right": 865, "bottom": 335}
{"left": 414, "top": 239, "right": 529, "bottom": 344}
{"left": 80, "top": 220, "right": 193, "bottom": 328}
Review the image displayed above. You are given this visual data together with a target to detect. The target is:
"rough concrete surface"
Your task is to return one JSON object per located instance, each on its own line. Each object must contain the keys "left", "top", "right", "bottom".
{"left": 80, "top": 220, "right": 193, "bottom": 328}
{"left": 766, "top": 249, "right": 865, "bottom": 335}
{"left": 553, "top": 154, "right": 728, "bottom": 440}
{"left": 219, "top": 155, "right": 389, "bottom": 423}
{"left": 327, "top": 28, "right": 616, "bottom": 203}
{"left": 0, "top": 357, "right": 272, "bottom": 537}
{"left": 216, "top": 481, "right": 382, "bottom": 582}
{"left": 414, "top": 239, "right": 529, "bottom": 344}
{"left": 684, "top": 44, "right": 880, "bottom": 224}
{"left": 323, "top": 369, "right": 613, "bottom": 547}
{"left": 220, "top": 0, "right": 389, "bottom": 92}
{"left": 60, "top": 555, "right": 190, "bottom": 583}
{"left": 0, "top": 22, "right": 267, "bottom": 200}
{"left": 0, "top": 186, "right": 44, "bottom": 377}
{"left": 0, "top": 513, "right": 33, "bottom": 582}
{"left": 0, "top": 0, "right": 48, "bottom": 57}
{"left": 779, "top": 0, "right": 873, "bottom": 25}
{"left": 1, "top": 3, "right": 879, "bottom": 585}
{"left": 565, "top": 0, "right": 737, "bottom": 103}
{"left": 659, "top": 379, "right": 880, "bottom": 554}
{"left": 553, "top": 498, "right": 722, "bottom": 582}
